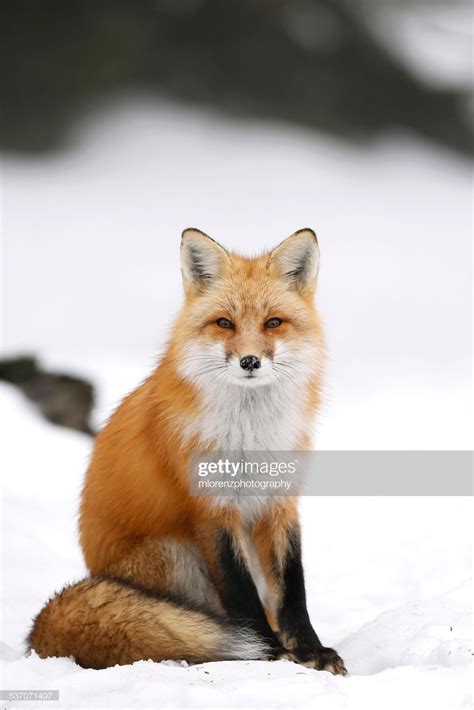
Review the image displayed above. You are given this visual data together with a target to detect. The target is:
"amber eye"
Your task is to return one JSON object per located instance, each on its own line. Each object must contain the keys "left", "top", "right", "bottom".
{"left": 265, "top": 318, "right": 282, "bottom": 329}
{"left": 216, "top": 318, "right": 234, "bottom": 329}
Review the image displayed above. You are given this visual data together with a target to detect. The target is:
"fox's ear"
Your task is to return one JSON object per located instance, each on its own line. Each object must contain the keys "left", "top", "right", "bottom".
{"left": 268, "top": 229, "right": 319, "bottom": 291}
{"left": 180, "top": 228, "right": 229, "bottom": 292}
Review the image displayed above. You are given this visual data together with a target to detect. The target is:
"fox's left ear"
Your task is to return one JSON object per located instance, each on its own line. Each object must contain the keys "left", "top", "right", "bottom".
{"left": 180, "top": 228, "right": 230, "bottom": 293}
{"left": 267, "top": 228, "right": 320, "bottom": 291}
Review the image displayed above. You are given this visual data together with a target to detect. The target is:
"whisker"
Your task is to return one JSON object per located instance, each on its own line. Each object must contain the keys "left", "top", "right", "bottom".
{"left": 272, "top": 364, "right": 295, "bottom": 382}
{"left": 194, "top": 365, "right": 228, "bottom": 376}
{"left": 273, "top": 361, "right": 301, "bottom": 373}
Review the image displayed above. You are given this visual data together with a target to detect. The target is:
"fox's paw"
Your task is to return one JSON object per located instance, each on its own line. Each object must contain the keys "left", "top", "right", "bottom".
{"left": 297, "top": 647, "right": 348, "bottom": 675}
{"left": 263, "top": 645, "right": 347, "bottom": 675}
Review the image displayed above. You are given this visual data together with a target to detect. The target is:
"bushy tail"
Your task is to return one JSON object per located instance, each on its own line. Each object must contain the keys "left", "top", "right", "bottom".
{"left": 28, "top": 577, "right": 267, "bottom": 669}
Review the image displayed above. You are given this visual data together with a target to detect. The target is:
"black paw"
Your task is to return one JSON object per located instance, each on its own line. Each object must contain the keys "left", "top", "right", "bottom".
{"left": 263, "top": 644, "right": 347, "bottom": 676}
{"left": 294, "top": 646, "right": 348, "bottom": 675}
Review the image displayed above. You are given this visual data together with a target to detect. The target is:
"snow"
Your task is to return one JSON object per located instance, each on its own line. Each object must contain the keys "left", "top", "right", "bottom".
{"left": 1, "top": 96, "right": 472, "bottom": 707}
{"left": 2, "top": 654, "right": 471, "bottom": 710}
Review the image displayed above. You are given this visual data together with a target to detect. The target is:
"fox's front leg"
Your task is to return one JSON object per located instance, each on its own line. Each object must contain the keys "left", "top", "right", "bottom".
{"left": 254, "top": 505, "right": 347, "bottom": 675}
{"left": 197, "top": 523, "right": 284, "bottom": 655}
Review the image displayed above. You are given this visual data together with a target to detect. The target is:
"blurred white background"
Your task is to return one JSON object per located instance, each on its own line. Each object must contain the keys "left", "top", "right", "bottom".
{"left": 2, "top": 101, "right": 471, "bottom": 448}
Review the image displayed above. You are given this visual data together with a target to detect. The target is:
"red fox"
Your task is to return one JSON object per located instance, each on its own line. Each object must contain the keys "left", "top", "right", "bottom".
{"left": 28, "top": 228, "right": 347, "bottom": 675}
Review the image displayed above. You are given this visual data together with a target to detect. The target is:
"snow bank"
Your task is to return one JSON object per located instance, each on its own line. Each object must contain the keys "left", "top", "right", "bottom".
{"left": 1, "top": 654, "right": 471, "bottom": 710}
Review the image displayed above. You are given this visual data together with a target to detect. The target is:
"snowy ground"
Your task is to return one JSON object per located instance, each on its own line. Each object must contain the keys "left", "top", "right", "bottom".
{"left": 0, "top": 386, "right": 471, "bottom": 709}
{"left": 1, "top": 93, "right": 472, "bottom": 707}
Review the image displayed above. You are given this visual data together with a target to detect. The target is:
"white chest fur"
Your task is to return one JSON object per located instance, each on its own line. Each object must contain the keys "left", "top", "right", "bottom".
{"left": 178, "top": 341, "right": 319, "bottom": 519}
{"left": 195, "top": 379, "right": 310, "bottom": 451}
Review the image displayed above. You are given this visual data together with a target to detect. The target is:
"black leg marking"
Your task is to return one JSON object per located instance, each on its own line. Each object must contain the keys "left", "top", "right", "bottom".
{"left": 218, "top": 530, "right": 281, "bottom": 649}
{"left": 278, "top": 528, "right": 322, "bottom": 649}
{"left": 277, "top": 527, "right": 347, "bottom": 675}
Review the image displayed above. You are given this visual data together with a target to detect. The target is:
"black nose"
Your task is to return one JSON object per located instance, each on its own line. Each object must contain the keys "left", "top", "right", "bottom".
{"left": 240, "top": 355, "right": 261, "bottom": 372}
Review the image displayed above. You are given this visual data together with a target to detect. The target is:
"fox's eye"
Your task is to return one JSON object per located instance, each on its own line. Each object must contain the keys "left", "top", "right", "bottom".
{"left": 265, "top": 318, "right": 282, "bottom": 329}
{"left": 216, "top": 318, "right": 234, "bottom": 329}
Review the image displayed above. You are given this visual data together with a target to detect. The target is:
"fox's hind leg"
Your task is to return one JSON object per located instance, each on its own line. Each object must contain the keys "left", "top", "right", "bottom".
{"left": 94, "top": 536, "right": 224, "bottom": 613}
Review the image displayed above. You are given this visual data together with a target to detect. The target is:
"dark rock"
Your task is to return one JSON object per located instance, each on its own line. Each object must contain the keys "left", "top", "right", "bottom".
{"left": 0, "top": 355, "right": 96, "bottom": 436}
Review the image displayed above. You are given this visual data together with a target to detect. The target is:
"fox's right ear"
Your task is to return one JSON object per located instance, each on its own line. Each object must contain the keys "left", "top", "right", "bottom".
{"left": 180, "top": 228, "right": 229, "bottom": 293}
{"left": 267, "top": 228, "right": 319, "bottom": 292}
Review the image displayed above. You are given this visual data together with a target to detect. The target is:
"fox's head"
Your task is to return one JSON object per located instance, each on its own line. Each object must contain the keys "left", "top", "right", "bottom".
{"left": 174, "top": 228, "right": 324, "bottom": 389}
